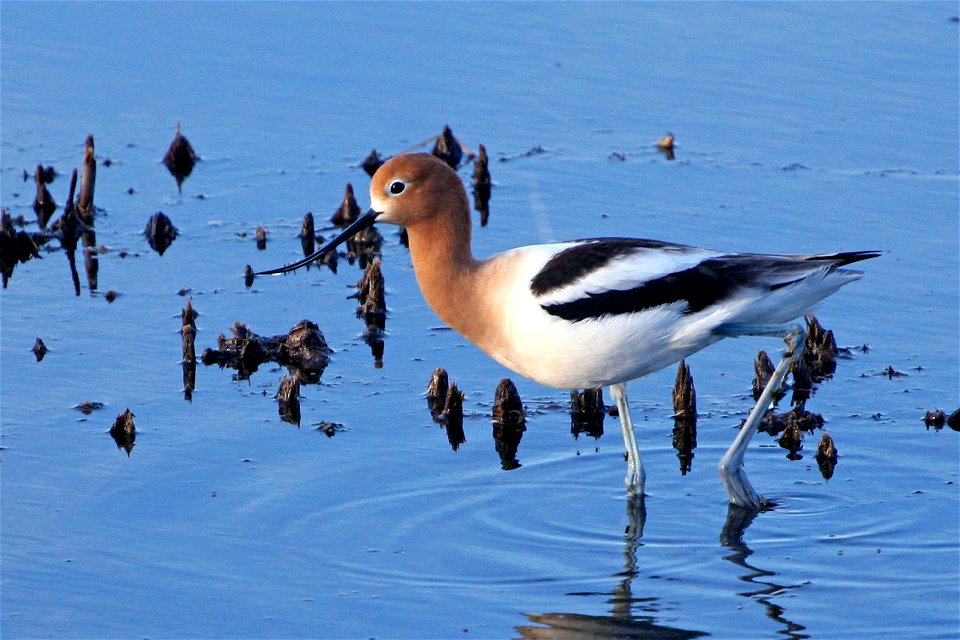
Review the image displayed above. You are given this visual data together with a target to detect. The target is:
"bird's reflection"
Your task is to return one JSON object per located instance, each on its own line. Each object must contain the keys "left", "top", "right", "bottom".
{"left": 517, "top": 610, "right": 703, "bottom": 640}
{"left": 720, "top": 505, "right": 810, "bottom": 640}
{"left": 516, "top": 496, "right": 707, "bottom": 640}
{"left": 519, "top": 497, "right": 811, "bottom": 639}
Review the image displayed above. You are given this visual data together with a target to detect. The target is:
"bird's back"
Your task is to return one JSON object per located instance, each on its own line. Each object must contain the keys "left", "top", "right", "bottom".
{"left": 467, "top": 241, "right": 878, "bottom": 389}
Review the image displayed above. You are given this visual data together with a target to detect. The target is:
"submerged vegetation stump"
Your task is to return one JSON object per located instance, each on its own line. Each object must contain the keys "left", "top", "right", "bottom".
{"left": 354, "top": 258, "right": 386, "bottom": 332}
{"left": 672, "top": 359, "right": 696, "bottom": 419}
{"left": 752, "top": 351, "right": 776, "bottom": 402}
{"left": 570, "top": 388, "right": 605, "bottom": 439}
{"left": 492, "top": 378, "right": 526, "bottom": 471}
{"left": 300, "top": 212, "right": 337, "bottom": 273}
{"left": 144, "top": 211, "right": 178, "bottom": 255}
{"left": 655, "top": 132, "right": 676, "bottom": 161}
{"left": 163, "top": 121, "right": 197, "bottom": 194}
{"left": 331, "top": 183, "right": 361, "bottom": 227}
{"left": 816, "top": 432, "right": 839, "bottom": 479}
{"left": 276, "top": 375, "right": 301, "bottom": 427}
{"left": 442, "top": 382, "right": 466, "bottom": 451}
{"left": 300, "top": 211, "right": 315, "bottom": 256}
{"left": 201, "top": 319, "right": 330, "bottom": 384}
{"left": 32, "top": 338, "right": 48, "bottom": 362}
{"left": 426, "top": 367, "right": 450, "bottom": 420}
{"left": 803, "top": 315, "right": 839, "bottom": 381}
{"left": 110, "top": 408, "right": 136, "bottom": 456}
{"left": 32, "top": 165, "right": 57, "bottom": 228}
{"left": 362, "top": 149, "right": 386, "bottom": 177}
{"left": 346, "top": 224, "right": 383, "bottom": 269}
{"left": 0, "top": 209, "right": 43, "bottom": 288}
{"left": 778, "top": 418, "right": 804, "bottom": 460}
{"left": 51, "top": 169, "right": 82, "bottom": 296}
{"left": 431, "top": 125, "right": 465, "bottom": 169}
{"left": 672, "top": 360, "right": 697, "bottom": 474}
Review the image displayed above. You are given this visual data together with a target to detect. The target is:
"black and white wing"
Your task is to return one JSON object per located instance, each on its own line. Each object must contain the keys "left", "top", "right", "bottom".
{"left": 528, "top": 238, "right": 879, "bottom": 322}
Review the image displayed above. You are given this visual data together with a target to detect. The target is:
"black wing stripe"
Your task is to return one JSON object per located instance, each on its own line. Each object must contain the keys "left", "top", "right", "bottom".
{"left": 542, "top": 262, "right": 735, "bottom": 322}
{"left": 529, "top": 238, "right": 690, "bottom": 296}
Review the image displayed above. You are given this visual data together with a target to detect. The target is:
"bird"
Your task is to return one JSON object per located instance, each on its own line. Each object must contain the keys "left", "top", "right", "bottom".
{"left": 257, "top": 152, "right": 879, "bottom": 510}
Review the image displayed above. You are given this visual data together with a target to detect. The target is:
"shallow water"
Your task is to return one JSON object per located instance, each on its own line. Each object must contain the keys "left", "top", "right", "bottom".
{"left": 2, "top": 3, "right": 958, "bottom": 639}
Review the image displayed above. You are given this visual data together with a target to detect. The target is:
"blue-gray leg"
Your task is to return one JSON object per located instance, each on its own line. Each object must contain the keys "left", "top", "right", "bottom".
{"left": 719, "top": 324, "right": 806, "bottom": 510}
{"left": 610, "top": 382, "right": 645, "bottom": 495}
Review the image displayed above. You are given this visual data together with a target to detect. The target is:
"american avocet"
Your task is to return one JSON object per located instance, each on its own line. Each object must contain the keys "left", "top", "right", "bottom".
{"left": 258, "top": 153, "right": 879, "bottom": 509}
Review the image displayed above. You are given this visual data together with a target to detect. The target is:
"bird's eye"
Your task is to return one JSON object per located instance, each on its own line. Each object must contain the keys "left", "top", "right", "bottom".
{"left": 389, "top": 180, "right": 406, "bottom": 195}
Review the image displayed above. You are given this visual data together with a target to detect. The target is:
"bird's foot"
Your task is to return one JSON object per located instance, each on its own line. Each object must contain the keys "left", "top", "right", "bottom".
{"left": 719, "top": 461, "right": 766, "bottom": 511}
{"left": 624, "top": 459, "right": 646, "bottom": 496}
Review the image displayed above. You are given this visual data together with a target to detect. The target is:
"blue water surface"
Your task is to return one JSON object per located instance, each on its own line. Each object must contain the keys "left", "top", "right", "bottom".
{"left": 2, "top": 3, "right": 958, "bottom": 639}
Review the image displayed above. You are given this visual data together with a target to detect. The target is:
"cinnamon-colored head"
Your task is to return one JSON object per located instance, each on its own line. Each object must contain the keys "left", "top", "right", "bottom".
{"left": 369, "top": 153, "right": 470, "bottom": 231}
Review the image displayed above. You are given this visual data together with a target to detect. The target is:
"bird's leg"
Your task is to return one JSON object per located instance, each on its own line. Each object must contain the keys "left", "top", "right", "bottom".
{"left": 610, "top": 382, "right": 645, "bottom": 495}
{"left": 719, "top": 324, "right": 806, "bottom": 510}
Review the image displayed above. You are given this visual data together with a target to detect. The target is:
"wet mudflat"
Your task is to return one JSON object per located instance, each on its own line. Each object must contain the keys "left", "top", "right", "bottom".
{"left": 2, "top": 3, "right": 958, "bottom": 639}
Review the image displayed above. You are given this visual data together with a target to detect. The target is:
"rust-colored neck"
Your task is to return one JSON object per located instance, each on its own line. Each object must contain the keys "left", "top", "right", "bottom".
{"left": 403, "top": 196, "right": 492, "bottom": 346}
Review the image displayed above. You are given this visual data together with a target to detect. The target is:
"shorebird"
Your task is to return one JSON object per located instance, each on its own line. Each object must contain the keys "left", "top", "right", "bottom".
{"left": 257, "top": 153, "right": 878, "bottom": 509}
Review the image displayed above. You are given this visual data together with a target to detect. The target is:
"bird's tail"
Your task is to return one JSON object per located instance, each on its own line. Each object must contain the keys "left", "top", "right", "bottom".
{"left": 802, "top": 250, "right": 883, "bottom": 268}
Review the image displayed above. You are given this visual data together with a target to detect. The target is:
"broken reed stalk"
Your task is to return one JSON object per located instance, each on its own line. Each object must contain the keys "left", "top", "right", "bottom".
{"left": 442, "top": 380, "right": 467, "bottom": 451}
{"left": 471, "top": 143, "right": 491, "bottom": 226}
{"left": 426, "top": 367, "right": 449, "bottom": 418}
{"left": 331, "top": 183, "right": 361, "bottom": 227}
{"left": 671, "top": 360, "right": 697, "bottom": 474}
{"left": 672, "top": 359, "right": 696, "bottom": 419}
{"left": 299, "top": 211, "right": 337, "bottom": 272}
{"left": 300, "top": 212, "right": 316, "bottom": 256}
{"left": 182, "top": 324, "right": 197, "bottom": 363}
{"left": 803, "top": 314, "right": 839, "bottom": 381}
{"left": 0, "top": 209, "right": 43, "bottom": 288}
{"left": 355, "top": 258, "right": 386, "bottom": 331}
{"left": 77, "top": 134, "right": 98, "bottom": 291}
{"left": 570, "top": 388, "right": 605, "bottom": 439}
{"left": 752, "top": 351, "right": 775, "bottom": 402}
{"left": 275, "top": 374, "right": 302, "bottom": 426}
{"left": 57, "top": 169, "right": 82, "bottom": 296}
{"left": 181, "top": 298, "right": 197, "bottom": 363}
{"left": 361, "top": 149, "right": 386, "bottom": 177}
{"left": 181, "top": 299, "right": 198, "bottom": 399}
{"left": 790, "top": 355, "right": 813, "bottom": 409}
{"left": 33, "top": 165, "right": 57, "bottom": 228}
{"left": 443, "top": 381, "right": 464, "bottom": 424}
{"left": 431, "top": 125, "right": 466, "bottom": 169}
{"left": 346, "top": 224, "right": 383, "bottom": 268}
